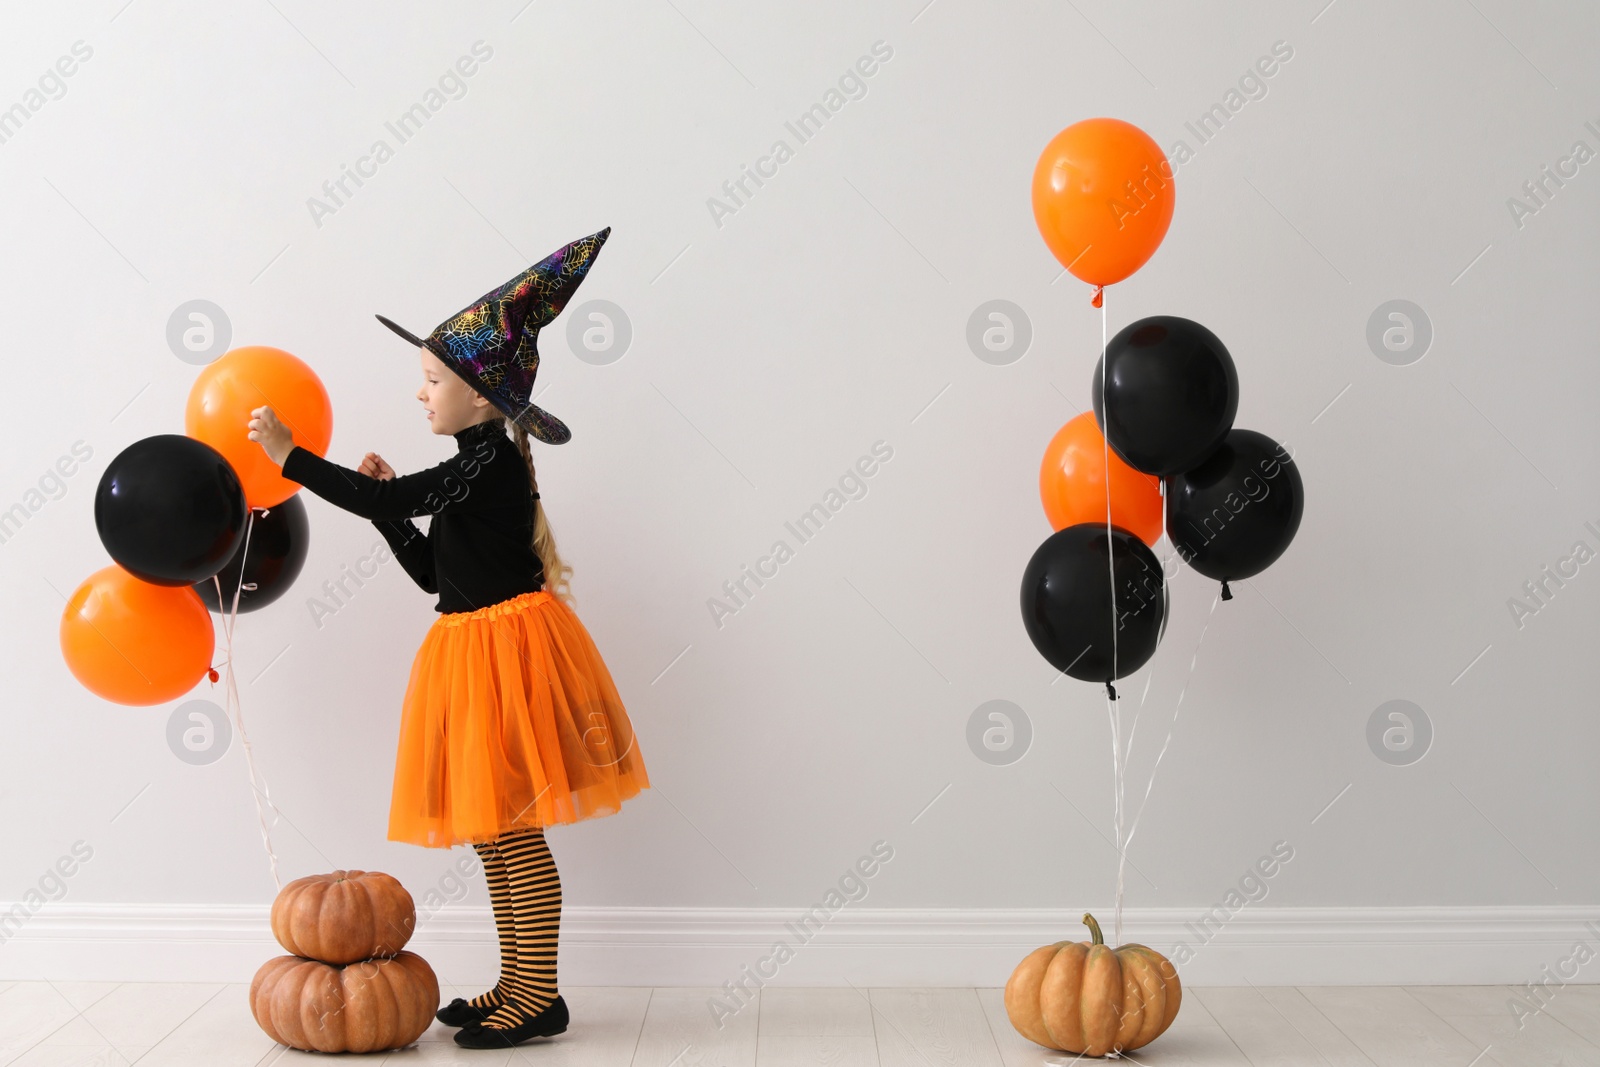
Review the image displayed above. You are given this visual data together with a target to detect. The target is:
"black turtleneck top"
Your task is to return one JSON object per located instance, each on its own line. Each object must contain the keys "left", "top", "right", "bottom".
{"left": 280, "top": 419, "right": 545, "bottom": 614}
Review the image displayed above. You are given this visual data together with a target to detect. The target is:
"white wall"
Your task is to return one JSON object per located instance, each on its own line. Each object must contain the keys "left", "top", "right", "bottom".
{"left": 3, "top": 0, "right": 1597, "bottom": 984}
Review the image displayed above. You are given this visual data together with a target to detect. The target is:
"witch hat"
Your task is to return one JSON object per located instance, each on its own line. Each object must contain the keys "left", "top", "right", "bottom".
{"left": 375, "top": 226, "right": 611, "bottom": 445}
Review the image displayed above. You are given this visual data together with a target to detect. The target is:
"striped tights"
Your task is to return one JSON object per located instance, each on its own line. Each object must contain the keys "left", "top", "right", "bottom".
{"left": 468, "top": 826, "right": 561, "bottom": 1027}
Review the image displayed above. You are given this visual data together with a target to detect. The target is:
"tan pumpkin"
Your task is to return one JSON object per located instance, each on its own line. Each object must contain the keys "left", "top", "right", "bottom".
{"left": 1004, "top": 912, "right": 1181, "bottom": 1057}
{"left": 270, "top": 869, "right": 415, "bottom": 964}
{"left": 250, "top": 950, "right": 439, "bottom": 1053}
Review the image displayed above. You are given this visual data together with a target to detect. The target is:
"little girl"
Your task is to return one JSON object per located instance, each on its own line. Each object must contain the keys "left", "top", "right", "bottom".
{"left": 247, "top": 228, "right": 649, "bottom": 1051}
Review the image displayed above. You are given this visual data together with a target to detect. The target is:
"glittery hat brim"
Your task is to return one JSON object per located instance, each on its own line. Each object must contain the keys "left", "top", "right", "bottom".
{"left": 375, "top": 313, "right": 428, "bottom": 349}
{"left": 463, "top": 366, "right": 572, "bottom": 445}
{"left": 374, "top": 313, "right": 573, "bottom": 445}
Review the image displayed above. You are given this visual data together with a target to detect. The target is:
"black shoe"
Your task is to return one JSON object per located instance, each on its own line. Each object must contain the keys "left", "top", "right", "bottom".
{"left": 453, "top": 995, "right": 569, "bottom": 1048}
{"left": 436, "top": 996, "right": 499, "bottom": 1027}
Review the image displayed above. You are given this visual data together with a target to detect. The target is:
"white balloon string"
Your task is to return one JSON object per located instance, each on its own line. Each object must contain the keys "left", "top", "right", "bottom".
{"left": 211, "top": 506, "right": 285, "bottom": 891}
{"left": 1111, "top": 664, "right": 1154, "bottom": 935}
{"left": 1121, "top": 480, "right": 1170, "bottom": 768}
{"left": 1099, "top": 292, "right": 1129, "bottom": 946}
{"left": 1106, "top": 693, "right": 1126, "bottom": 946}
{"left": 1122, "top": 655, "right": 1158, "bottom": 773}
{"left": 1121, "top": 588, "right": 1221, "bottom": 859}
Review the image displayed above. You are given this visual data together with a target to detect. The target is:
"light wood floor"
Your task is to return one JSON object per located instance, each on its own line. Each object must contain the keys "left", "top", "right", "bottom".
{"left": 1, "top": 980, "right": 1595, "bottom": 1065}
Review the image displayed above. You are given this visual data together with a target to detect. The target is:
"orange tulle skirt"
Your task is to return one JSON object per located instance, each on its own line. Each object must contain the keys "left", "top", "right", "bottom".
{"left": 387, "top": 589, "right": 650, "bottom": 849}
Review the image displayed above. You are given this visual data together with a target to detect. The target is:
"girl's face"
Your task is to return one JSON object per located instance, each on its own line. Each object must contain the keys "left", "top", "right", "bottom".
{"left": 416, "top": 346, "right": 495, "bottom": 435}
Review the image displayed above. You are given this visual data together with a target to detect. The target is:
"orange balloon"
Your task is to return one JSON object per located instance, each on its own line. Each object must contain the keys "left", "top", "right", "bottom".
{"left": 187, "top": 346, "right": 332, "bottom": 509}
{"left": 60, "top": 564, "right": 216, "bottom": 706}
{"left": 1032, "top": 118, "right": 1174, "bottom": 289}
{"left": 1040, "top": 412, "right": 1164, "bottom": 546}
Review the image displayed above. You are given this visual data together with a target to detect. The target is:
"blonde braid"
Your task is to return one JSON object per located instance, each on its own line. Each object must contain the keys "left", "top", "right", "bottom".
{"left": 507, "top": 417, "right": 574, "bottom": 606}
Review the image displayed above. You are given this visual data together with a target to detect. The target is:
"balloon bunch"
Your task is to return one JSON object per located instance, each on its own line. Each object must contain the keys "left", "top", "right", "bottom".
{"left": 1020, "top": 118, "right": 1305, "bottom": 694}
{"left": 60, "top": 346, "right": 331, "bottom": 888}
{"left": 60, "top": 346, "right": 329, "bottom": 706}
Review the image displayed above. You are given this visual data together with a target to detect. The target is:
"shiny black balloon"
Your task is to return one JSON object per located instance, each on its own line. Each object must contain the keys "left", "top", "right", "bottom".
{"left": 195, "top": 494, "right": 310, "bottom": 613}
{"left": 1020, "top": 523, "right": 1168, "bottom": 683}
{"left": 95, "top": 435, "right": 248, "bottom": 586}
{"left": 1166, "top": 428, "right": 1303, "bottom": 589}
{"left": 1092, "top": 315, "right": 1239, "bottom": 476}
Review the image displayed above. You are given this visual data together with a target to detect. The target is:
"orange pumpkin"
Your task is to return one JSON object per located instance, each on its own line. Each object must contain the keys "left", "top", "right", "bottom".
{"left": 270, "top": 870, "right": 415, "bottom": 965}
{"left": 1004, "top": 912, "right": 1181, "bottom": 1056}
{"left": 250, "top": 950, "right": 439, "bottom": 1053}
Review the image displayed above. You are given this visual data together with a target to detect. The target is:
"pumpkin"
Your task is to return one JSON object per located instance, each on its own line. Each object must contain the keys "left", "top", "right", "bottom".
{"left": 270, "top": 869, "right": 415, "bottom": 965}
{"left": 250, "top": 950, "right": 440, "bottom": 1053}
{"left": 1003, "top": 912, "right": 1181, "bottom": 1056}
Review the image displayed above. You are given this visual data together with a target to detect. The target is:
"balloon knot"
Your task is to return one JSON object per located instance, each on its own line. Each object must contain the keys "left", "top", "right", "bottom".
{"left": 207, "top": 666, "right": 220, "bottom": 684}
{"left": 1106, "top": 682, "right": 1119, "bottom": 700}
{"left": 1091, "top": 285, "right": 1104, "bottom": 309}
{"left": 1220, "top": 579, "right": 1233, "bottom": 601}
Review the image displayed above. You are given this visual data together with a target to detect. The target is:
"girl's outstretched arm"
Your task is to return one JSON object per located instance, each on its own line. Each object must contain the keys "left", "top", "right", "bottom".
{"left": 278, "top": 435, "right": 500, "bottom": 522}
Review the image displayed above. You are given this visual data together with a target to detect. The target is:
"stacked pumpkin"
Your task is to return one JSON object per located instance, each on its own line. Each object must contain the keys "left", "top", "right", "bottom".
{"left": 250, "top": 870, "right": 440, "bottom": 1054}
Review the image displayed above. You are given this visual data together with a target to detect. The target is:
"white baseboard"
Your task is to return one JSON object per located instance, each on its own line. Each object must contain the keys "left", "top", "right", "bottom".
{"left": 4, "top": 904, "right": 1598, "bottom": 986}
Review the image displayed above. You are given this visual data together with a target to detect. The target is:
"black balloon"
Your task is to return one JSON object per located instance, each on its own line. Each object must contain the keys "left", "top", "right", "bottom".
{"left": 195, "top": 493, "right": 310, "bottom": 613}
{"left": 95, "top": 434, "right": 248, "bottom": 586}
{"left": 1092, "top": 315, "right": 1239, "bottom": 476}
{"left": 1020, "top": 523, "right": 1168, "bottom": 683}
{"left": 1166, "top": 428, "right": 1303, "bottom": 593}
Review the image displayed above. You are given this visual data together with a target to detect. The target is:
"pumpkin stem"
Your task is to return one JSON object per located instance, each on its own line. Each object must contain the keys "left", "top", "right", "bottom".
{"left": 1082, "top": 912, "right": 1104, "bottom": 946}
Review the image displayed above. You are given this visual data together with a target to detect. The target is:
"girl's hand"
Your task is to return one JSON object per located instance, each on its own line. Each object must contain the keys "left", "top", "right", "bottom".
{"left": 246, "top": 406, "right": 295, "bottom": 467}
{"left": 359, "top": 452, "right": 395, "bottom": 480}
